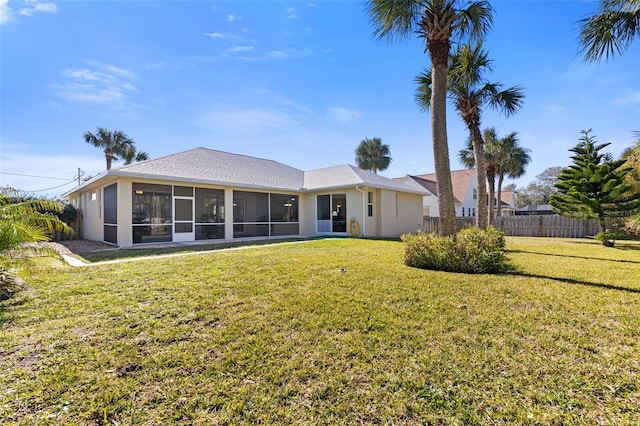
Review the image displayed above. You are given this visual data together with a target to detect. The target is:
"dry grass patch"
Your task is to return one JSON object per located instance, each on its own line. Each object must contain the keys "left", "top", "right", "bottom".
{"left": 1, "top": 237, "right": 639, "bottom": 424}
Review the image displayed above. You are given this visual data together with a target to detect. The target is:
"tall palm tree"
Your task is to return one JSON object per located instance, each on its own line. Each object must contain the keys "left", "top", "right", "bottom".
{"left": 493, "top": 132, "right": 530, "bottom": 218}
{"left": 578, "top": 0, "right": 640, "bottom": 62}
{"left": 418, "top": 43, "right": 524, "bottom": 228}
{"left": 84, "top": 127, "right": 136, "bottom": 170}
{"left": 123, "top": 145, "right": 150, "bottom": 165}
{"left": 368, "top": 0, "right": 493, "bottom": 236}
{"left": 355, "top": 137, "right": 392, "bottom": 174}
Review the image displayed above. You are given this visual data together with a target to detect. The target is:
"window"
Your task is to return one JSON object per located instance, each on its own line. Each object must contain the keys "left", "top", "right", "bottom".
{"left": 132, "top": 183, "right": 172, "bottom": 244}
{"left": 174, "top": 186, "right": 193, "bottom": 197}
{"left": 367, "top": 191, "right": 374, "bottom": 217}
{"left": 271, "top": 194, "right": 299, "bottom": 236}
{"left": 233, "top": 191, "right": 299, "bottom": 238}
{"left": 195, "top": 188, "right": 225, "bottom": 240}
{"left": 462, "top": 207, "right": 465, "bottom": 217}
{"left": 473, "top": 189, "right": 477, "bottom": 200}
{"left": 91, "top": 192, "right": 97, "bottom": 201}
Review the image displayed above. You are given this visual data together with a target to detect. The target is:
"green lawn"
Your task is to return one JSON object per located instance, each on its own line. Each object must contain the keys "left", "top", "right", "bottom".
{"left": 1, "top": 237, "right": 639, "bottom": 425}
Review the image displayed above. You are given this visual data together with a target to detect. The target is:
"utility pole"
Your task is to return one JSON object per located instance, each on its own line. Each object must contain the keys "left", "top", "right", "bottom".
{"left": 77, "top": 168, "right": 85, "bottom": 185}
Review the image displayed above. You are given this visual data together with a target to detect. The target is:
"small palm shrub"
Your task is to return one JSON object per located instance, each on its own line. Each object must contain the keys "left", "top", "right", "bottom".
{"left": 401, "top": 226, "right": 507, "bottom": 273}
{"left": 1, "top": 193, "right": 71, "bottom": 300}
{"left": 0, "top": 265, "right": 24, "bottom": 301}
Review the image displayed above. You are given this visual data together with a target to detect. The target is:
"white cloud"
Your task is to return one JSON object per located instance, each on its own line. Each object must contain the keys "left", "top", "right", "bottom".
{"left": 227, "top": 45, "right": 255, "bottom": 53}
{"left": 204, "top": 31, "right": 242, "bottom": 42}
{"left": 613, "top": 90, "right": 640, "bottom": 106}
{"left": 0, "top": 0, "right": 14, "bottom": 24}
{"left": 545, "top": 104, "right": 567, "bottom": 114}
{"left": 227, "top": 14, "right": 240, "bottom": 22}
{"left": 2, "top": 0, "right": 57, "bottom": 24}
{"left": 51, "top": 63, "right": 139, "bottom": 114}
{"left": 19, "top": 0, "right": 57, "bottom": 16}
{"left": 264, "top": 48, "right": 311, "bottom": 60}
{"left": 325, "top": 107, "right": 361, "bottom": 124}
{"left": 195, "top": 106, "right": 303, "bottom": 140}
{"left": 287, "top": 7, "right": 297, "bottom": 19}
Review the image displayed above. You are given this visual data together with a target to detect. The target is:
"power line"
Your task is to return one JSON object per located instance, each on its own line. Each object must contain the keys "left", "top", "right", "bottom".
{"left": 23, "top": 179, "right": 77, "bottom": 193}
{"left": 1, "top": 171, "right": 74, "bottom": 181}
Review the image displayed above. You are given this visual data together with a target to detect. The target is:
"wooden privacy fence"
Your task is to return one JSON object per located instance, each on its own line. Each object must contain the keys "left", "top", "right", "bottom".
{"left": 422, "top": 216, "right": 622, "bottom": 238}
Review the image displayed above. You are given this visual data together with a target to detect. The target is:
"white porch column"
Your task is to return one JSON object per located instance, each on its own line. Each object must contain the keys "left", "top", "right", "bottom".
{"left": 224, "top": 189, "right": 234, "bottom": 240}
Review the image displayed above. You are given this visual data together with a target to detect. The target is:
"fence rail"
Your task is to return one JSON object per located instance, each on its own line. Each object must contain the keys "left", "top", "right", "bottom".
{"left": 422, "top": 216, "right": 623, "bottom": 238}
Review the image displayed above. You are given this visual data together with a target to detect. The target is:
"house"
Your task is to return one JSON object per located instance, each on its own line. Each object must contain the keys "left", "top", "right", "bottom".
{"left": 396, "top": 169, "right": 517, "bottom": 217}
{"left": 515, "top": 204, "right": 555, "bottom": 216}
{"left": 63, "top": 148, "right": 426, "bottom": 247}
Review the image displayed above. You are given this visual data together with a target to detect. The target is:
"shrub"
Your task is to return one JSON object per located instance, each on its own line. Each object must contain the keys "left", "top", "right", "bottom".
{"left": 0, "top": 265, "right": 24, "bottom": 301}
{"left": 593, "top": 230, "right": 625, "bottom": 247}
{"left": 401, "top": 226, "right": 507, "bottom": 274}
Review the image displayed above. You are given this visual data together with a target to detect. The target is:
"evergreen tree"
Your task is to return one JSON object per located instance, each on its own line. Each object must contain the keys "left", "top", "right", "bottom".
{"left": 550, "top": 129, "right": 640, "bottom": 244}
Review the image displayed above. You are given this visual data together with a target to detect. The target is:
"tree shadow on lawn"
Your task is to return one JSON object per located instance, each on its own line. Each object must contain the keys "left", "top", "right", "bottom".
{"left": 506, "top": 270, "right": 640, "bottom": 294}
{"left": 509, "top": 249, "right": 640, "bottom": 265}
{"left": 561, "top": 239, "right": 640, "bottom": 251}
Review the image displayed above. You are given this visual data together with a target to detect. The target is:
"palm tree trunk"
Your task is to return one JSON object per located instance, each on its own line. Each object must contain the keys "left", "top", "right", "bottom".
{"left": 496, "top": 173, "right": 505, "bottom": 217}
{"left": 429, "top": 41, "right": 456, "bottom": 236}
{"left": 106, "top": 150, "right": 114, "bottom": 170}
{"left": 470, "top": 126, "right": 488, "bottom": 229}
{"left": 487, "top": 170, "right": 496, "bottom": 226}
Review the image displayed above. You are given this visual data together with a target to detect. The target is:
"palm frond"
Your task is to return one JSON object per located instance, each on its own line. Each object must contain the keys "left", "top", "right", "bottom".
{"left": 414, "top": 70, "right": 434, "bottom": 111}
{"left": 455, "top": 0, "right": 494, "bottom": 42}
{"left": 578, "top": 0, "right": 640, "bottom": 62}
{"left": 367, "top": 0, "right": 424, "bottom": 42}
{"left": 485, "top": 84, "right": 526, "bottom": 116}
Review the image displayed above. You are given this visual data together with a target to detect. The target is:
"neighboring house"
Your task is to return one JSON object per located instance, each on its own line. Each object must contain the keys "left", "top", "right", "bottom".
{"left": 63, "top": 148, "right": 426, "bottom": 247}
{"left": 499, "top": 190, "right": 518, "bottom": 216}
{"left": 396, "top": 169, "right": 477, "bottom": 217}
{"left": 396, "top": 169, "right": 517, "bottom": 217}
{"left": 515, "top": 204, "right": 555, "bottom": 216}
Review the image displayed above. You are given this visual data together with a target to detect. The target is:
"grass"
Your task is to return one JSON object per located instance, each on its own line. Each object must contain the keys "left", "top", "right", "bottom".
{"left": 1, "top": 237, "right": 639, "bottom": 425}
{"left": 78, "top": 236, "right": 329, "bottom": 263}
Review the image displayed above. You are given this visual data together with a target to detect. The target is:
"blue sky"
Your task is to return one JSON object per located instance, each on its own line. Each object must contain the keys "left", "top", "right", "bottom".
{"left": 1, "top": 0, "right": 638, "bottom": 198}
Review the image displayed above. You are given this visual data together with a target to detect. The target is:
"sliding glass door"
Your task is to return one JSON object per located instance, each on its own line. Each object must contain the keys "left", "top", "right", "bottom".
{"left": 317, "top": 193, "right": 347, "bottom": 233}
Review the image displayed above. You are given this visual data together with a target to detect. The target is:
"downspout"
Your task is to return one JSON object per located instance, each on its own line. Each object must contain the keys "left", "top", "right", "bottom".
{"left": 355, "top": 185, "right": 366, "bottom": 237}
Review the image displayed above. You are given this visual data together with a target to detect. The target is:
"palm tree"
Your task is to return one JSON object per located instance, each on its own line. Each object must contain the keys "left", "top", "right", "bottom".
{"left": 493, "top": 132, "right": 530, "bottom": 218}
{"left": 123, "top": 145, "right": 150, "bottom": 165}
{"left": 578, "top": 0, "right": 640, "bottom": 62}
{"left": 355, "top": 137, "right": 392, "bottom": 174}
{"left": 368, "top": 0, "right": 493, "bottom": 236}
{"left": 418, "top": 43, "right": 524, "bottom": 228}
{"left": 0, "top": 193, "right": 71, "bottom": 299}
{"left": 621, "top": 131, "right": 640, "bottom": 234}
{"left": 84, "top": 127, "right": 136, "bottom": 170}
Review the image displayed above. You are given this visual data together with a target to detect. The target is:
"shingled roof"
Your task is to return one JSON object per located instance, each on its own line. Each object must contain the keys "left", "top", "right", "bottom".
{"left": 66, "top": 147, "right": 426, "bottom": 195}
{"left": 109, "top": 148, "right": 304, "bottom": 191}
{"left": 305, "top": 164, "right": 424, "bottom": 193}
{"left": 408, "top": 169, "right": 475, "bottom": 203}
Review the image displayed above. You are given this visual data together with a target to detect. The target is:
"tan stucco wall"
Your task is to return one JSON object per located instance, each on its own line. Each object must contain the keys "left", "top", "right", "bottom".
{"left": 82, "top": 188, "right": 103, "bottom": 242}
{"left": 70, "top": 177, "right": 422, "bottom": 245}
{"left": 378, "top": 189, "right": 397, "bottom": 236}
{"left": 396, "top": 192, "right": 424, "bottom": 235}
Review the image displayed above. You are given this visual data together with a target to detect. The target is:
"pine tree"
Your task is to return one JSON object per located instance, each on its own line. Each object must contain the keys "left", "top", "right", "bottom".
{"left": 550, "top": 129, "right": 640, "bottom": 245}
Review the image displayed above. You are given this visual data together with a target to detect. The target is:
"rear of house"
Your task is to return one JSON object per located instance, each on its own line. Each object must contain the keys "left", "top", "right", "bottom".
{"left": 64, "top": 148, "right": 425, "bottom": 247}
